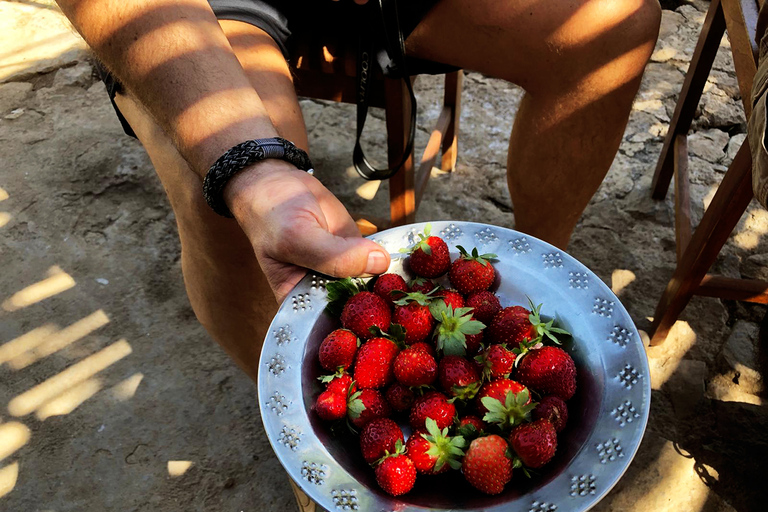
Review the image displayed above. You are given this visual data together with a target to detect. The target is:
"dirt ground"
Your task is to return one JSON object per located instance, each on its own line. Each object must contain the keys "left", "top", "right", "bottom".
{"left": 1, "top": 1, "right": 767, "bottom": 511}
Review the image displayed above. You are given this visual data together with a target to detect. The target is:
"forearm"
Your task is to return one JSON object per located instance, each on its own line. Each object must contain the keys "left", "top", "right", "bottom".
{"left": 56, "top": 0, "right": 278, "bottom": 176}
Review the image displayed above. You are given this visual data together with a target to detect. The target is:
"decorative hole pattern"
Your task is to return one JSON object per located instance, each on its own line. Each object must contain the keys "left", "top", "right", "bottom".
{"left": 267, "top": 354, "right": 287, "bottom": 376}
{"left": 510, "top": 237, "right": 532, "bottom": 254}
{"left": 611, "top": 400, "right": 640, "bottom": 427}
{"left": 569, "top": 271, "right": 589, "bottom": 289}
{"left": 617, "top": 364, "right": 641, "bottom": 389}
{"left": 273, "top": 325, "right": 295, "bottom": 346}
{"left": 311, "top": 275, "right": 328, "bottom": 291}
{"left": 529, "top": 501, "right": 558, "bottom": 512}
{"left": 301, "top": 461, "right": 328, "bottom": 485}
{"left": 440, "top": 223, "right": 462, "bottom": 241}
{"left": 592, "top": 298, "right": 614, "bottom": 317}
{"left": 596, "top": 438, "right": 624, "bottom": 464}
{"left": 292, "top": 294, "right": 312, "bottom": 312}
{"left": 542, "top": 252, "right": 564, "bottom": 268}
{"left": 278, "top": 426, "right": 301, "bottom": 450}
{"left": 266, "top": 391, "right": 290, "bottom": 415}
{"left": 331, "top": 488, "right": 359, "bottom": 510}
{"left": 475, "top": 227, "right": 498, "bottom": 245}
{"left": 402, "top": 228, "right": 420, "bottom": 246}
{"left": 569, "top": 474, "right": 597, "bottom": 497}
{"left": 608, "top": 325, "right": 632, "bottom": 347}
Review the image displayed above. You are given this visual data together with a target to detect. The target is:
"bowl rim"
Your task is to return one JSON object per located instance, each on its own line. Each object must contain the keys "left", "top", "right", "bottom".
{"left": 258, "top": 221, "right": 650, "bottom": 512}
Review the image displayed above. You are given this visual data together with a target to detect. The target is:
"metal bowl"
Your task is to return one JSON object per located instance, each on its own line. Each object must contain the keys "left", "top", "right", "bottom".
{"left": 258, "top": 221, "right": 650, "bottom": 511}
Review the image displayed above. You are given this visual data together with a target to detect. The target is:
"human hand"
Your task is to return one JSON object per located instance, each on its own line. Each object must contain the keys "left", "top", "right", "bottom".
{"left": 224, "top": 161, "right": 390, "bottom": 303}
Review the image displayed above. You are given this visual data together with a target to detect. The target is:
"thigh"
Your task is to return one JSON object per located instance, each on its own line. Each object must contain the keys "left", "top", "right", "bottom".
{"left": 405, "top": 0, "right": 661, "bottom": 94}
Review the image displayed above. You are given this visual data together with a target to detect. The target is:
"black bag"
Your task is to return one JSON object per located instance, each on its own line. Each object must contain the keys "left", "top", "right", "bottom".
{"left": 354, "top": 0, "right": 417, "bottom": 180}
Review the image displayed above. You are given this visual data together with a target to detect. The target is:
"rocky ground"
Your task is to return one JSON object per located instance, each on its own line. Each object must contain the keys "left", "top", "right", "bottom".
{"left": 1, "top": 0, "right": 767, "bottom": 511}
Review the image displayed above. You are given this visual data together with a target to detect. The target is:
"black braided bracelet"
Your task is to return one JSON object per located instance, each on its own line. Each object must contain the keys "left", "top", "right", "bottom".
{"left": 202, "top": 137, "right": 314, "bottom": 217}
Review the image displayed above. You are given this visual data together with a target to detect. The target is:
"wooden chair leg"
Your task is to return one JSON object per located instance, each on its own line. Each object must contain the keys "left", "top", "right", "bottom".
{"left": 651, "top": 0, "right": 726, "bottom": 200}
{"left": 441, "top": 70, "right": 463, "bottom": 172}
{"left": 385, "top": 77, "right": 416, "bottom": 226}
{"left": 649, "top": 141, "right": 754, "bottom": 345}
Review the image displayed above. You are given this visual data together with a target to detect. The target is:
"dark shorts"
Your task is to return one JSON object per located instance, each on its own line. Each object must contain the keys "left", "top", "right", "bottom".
{"left": 99, "top": 0, "right": 444, "bottom": 138}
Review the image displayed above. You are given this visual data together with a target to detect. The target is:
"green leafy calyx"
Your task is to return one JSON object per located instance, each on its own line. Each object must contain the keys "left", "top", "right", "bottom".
{"left": 430, "top": 300, "right": 485, "bottom": 356}
{"left": 456, "top": 245, "right": 497, "bottom": 266}
{"left": 481, "top": 389, "right": 537, "bottom": 431}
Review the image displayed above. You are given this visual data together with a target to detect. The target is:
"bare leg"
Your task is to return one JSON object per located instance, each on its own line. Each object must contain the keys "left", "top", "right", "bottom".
{"left": 114, "top": 20, "right": 307, "bottom": 382}
{"left": 407, "top": 0, "right": 662, "bottom": 249}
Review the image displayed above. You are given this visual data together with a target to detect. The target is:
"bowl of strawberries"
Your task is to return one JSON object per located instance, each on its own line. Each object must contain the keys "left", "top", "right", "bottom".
{"left": 258, "top": 221, "right": 650, "bottom": 511}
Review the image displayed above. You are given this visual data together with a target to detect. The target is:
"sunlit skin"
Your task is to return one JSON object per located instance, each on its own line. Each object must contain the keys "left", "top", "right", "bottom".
{"left": 53, "top": 0, "right": 661, "bottom": 387}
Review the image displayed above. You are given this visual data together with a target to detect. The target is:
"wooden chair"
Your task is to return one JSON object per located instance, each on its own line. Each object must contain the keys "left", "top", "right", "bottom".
{"left": 290, "top": 34, "right": 462, "bottom": 236}
{"left": 649, "top": 0, "right": 768, "bottom": 345}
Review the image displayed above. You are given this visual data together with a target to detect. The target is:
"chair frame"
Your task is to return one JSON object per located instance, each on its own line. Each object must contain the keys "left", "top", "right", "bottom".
{"left": 649, "top": 0, "right": 768, "bottom": 345}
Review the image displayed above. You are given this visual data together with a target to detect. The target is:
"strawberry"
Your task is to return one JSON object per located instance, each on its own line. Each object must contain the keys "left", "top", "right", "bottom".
{"left": 404, "top": 224, "right": 451, "bottom": 278}
{"left": 373, "top": 273, "right": 408, "bottom": 306}
{"left": 430, "top": 301, "right": 485, "bottom": 356}
{"left": 488, "top": 306, "right": 534, "bottom": 347}
{"left": 353, "top": 337, "right": 400, "bottom": 389}
{"left": 360, "top": 418, "right": 404, "bottom": 464}
{"left": 315, "top": 389, "right": 347, "bottom": 421}
{"left": 475, "top": 344, "right": 516, "bottom": 381}
{"left": 457, "top": 415, "right": 486, "bottom": 437}
{"left": 466, "top": 291, "right": 502, "bottom": 325}
{"left": 439, "top": 289, "right": 465, "bottom": 310}
{"left": 438, "top": 355, "right": 481, "bottom": 400}
{"left": 509, "top": 418, "right": 557, "bottom": 468}
{"left": 375, "top": 452, "right": 416, "bottom": 496}
{"left": 464, "top": 330, "right": 484, "bottom": 355}
{"left": 393, "top": 292, "right": 437, "bottom": 344}
{"left": 348, "top": 388, "right": 391, "bottom": 429}
{"left": 409, "top": 277, "right": 439, "bottom": 295}
{"left": 409, "top": 341, "right": 436, "bottom": 358}
{"left": 515, "top": 346, "right": 577, "bottom": 401}
{"left": 385, "top": 382, "right": 416, "bottom": 413}
{"left": 448, "top": 246, "right": 496, "bottom": 295}
{"left": 341, "top": 291, "right": 392, "bottom": 341}
{"left": 405, "top": 418, "right": 466, "bottom": 474}
{"left": 393, "top": 346, "right": 438, "bottom": 387}
{"left": 476, "top": 379, "right": 535, "bottom": 430}
{"left": 533, "top": 395, "right": 568, "bottom": 433}
{"left": 462, "top": 435, "right": 513, "bottom": 495}
{"left": 318, "top": 329, "right": 359, "bottom": 371}
{"left": 318, "top": 370, "right": 356, "bottom": 397}
{"left": 409, "top": 391, "right": 456, "bottom": 431}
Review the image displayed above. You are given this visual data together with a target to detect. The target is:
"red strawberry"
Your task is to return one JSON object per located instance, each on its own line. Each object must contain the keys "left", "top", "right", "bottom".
{"left": 533, "top": 395, "right": 568, "bottom": 433}
{"left": 360, "top": 418, "right": 404, "bottom": 464}
{"left": 348, "top": 388, "right": 391, "bottom": 429}
{"left": 475, "top": 344, "right": 516, "bottom": 381}
{"left": 448, "top": 246, "right": 496, "bottom": 296}
{"left": 457, "top": 415, "right": 486, "bottom": 435}
{"left": 476, "top": 379, "right": 535, "bottom": 430}
{"left": 409, "top": 277, "right": 439, "bottom": 295}
{"left": 462, "top": 435, "right": 513, "bottom": 495}
{"left": 488, "top": 306, "right": 534, "bottom": 347}
{"left": 409, "top": 391, "right": 456, "bottom": 431}
{"left": 515, "top": 346, "right": 577, "bottom": 401}
{"left": 393, "top": 292, "right": 436, "bottom": 344}
{"left": 466, "top": 291, "right": 502, "bottom": 325}
{"left": 353, "top": 337, "right": 400, "bottom": 389}
{"left": 431, "top": 301, "right": 485, "bottom": 356}
{"left": 315, "top": 390, "right": 347, "bottom": 421}
{"left": 341, "top": 291, "right": 391, "bottom": 341}
{"left": 509, "top": 418, "right": 557, "bottom": 468}
{"left": 464, "top": 330, "right": 484, "bottom": 355}
{"left": 385, "top": 382, "right": 416, "bottom": 413}
{"left": 406, "top": 225, "right": 451, "bottom": 278}
{"left": 405, "top": 418, "right": 466, "bottom": 474}
{"left": 373, "top": 273, "right": 408, "bottom": 306}
{"left": 409, "top": 341, "right": 436, "bottom": 358}
{"left": 375, "top": 452, "right": 416, "bottom": 496}
{"left": 439, "top": 289, "right": 465, "bottom": 310}
{"left": 318, "top": 329, "right": 359, "bottom": 371}
{"left": 438, "top": 355, "right": 481, "bottom": 400}
{"left": 319, "top": 370, "right": 356, "bottom": 397}
{"left": 393, "top": 346, "right": 438, "bottom": 387}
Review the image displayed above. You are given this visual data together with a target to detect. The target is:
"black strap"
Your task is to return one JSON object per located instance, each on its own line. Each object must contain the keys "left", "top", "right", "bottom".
{"left": 354, "top": 0, "right": 417, "bottom": 181}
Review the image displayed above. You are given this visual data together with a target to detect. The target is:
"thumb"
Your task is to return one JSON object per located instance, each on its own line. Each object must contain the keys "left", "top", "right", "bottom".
{"left": 280, "top": 225, "right": 390, "bottom": 278}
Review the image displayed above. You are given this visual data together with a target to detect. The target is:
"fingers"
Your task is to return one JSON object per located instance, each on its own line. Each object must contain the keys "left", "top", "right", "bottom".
{"left": 275, "top": 223, "right": 390, "bottom": 279}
